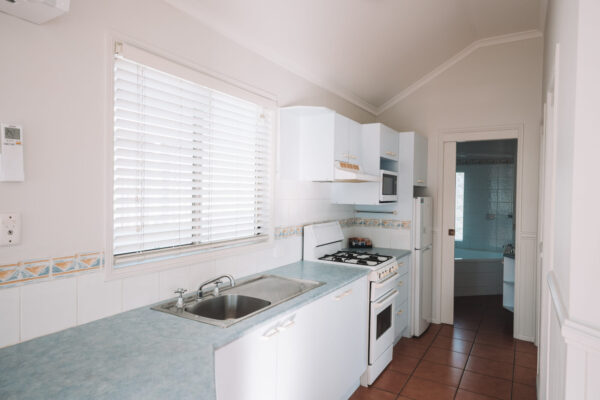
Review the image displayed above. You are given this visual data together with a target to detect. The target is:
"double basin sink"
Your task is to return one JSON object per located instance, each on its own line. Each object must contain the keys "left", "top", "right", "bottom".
{"left": 152, "top": 275, "right": 324, "bottom": 328}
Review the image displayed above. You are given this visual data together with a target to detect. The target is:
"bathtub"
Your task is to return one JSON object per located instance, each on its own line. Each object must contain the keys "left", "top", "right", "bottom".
{"left": 454, "top": 248, "right": 503, "bottom": 297}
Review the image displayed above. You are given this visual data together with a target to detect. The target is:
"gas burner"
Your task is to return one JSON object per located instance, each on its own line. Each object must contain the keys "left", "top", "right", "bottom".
{"left": 318, "top": 251, "right": 393, "bottom": 267}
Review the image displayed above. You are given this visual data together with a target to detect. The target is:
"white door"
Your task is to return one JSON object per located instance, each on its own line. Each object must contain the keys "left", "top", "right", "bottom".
{"left": 215, "top": 323, "right": 279, "bottom": 400}
{"left": 440, "top": 141, "right": 457, "bottom": 324}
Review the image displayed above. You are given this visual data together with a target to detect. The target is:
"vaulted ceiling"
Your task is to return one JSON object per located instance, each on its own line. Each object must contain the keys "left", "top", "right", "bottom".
{"left": 166, "top": 0, "right": 543, "bottom": 115}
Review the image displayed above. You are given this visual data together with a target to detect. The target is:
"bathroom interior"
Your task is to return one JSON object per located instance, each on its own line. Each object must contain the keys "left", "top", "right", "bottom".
{"left": 454, "top": 139, "right": 518, "bottom": 324}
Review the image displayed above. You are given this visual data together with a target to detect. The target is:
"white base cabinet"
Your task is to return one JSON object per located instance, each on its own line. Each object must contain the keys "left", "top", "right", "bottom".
{"left": 394, "top": 255, "right": 410, "bottom": 341}
{"left": 215, "top": 276, "right": 369, "bottom": 400}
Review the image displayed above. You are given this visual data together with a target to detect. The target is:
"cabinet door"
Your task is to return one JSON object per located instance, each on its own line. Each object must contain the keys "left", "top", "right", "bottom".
{"left": 276, "top": 301, "right": 328, "bottom": 400}
{"left": 215, "top": 323, "right": 279, "bottom": 400}
{"left": 380, "top": 125, "right": 399, "bottom": 161}
{"left": 334, "top": 114, "right": 350, "bottom": 162}
{"left": 348, "top": 119, "right": 362, "bottom": 165}
{"left": 395, "top": 299, "right": 409, "bottom": 340}
{"left": 413, "top": 133, "right": 428, "bottom": 186}
{"left": 326, "top": 276, "right": 368, "bottom": 399}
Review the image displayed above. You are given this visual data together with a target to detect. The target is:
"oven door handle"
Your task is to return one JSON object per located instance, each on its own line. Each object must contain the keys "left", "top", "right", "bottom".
{"left": 374, "top": 289, "right": 399, "bottom": 309}
{"left": 372, "top": 272, "right": 399, "bottom": 289}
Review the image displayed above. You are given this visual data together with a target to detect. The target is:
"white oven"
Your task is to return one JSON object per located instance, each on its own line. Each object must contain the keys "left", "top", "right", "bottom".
{"left": 379, "top": 170, "right": 398, "bottom": 203}
{"left": 366, "top": 272, "right": 399, "bottom": 382}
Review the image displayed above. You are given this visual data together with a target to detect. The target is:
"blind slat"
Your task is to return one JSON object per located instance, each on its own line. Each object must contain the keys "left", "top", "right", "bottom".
{"left": 113, "top": 55, "right": 272, "bottom": 264}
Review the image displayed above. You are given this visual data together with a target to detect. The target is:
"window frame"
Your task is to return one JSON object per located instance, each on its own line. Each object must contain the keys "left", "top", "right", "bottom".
{"left": 105, "top": 37, "right": 277, "bottom": 280}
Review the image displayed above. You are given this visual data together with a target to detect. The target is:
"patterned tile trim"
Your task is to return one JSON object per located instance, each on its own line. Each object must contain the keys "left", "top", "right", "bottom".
{"left": 0, "top": 252, "right": 104, "bottom": 289}
{"left": 274, "top": 217, "right": 411, "bottom": 240}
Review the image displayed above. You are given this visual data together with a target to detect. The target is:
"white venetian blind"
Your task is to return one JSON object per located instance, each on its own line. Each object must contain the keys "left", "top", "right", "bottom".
{"left": 112, "top": 51, "right": 272, "bottom": 266}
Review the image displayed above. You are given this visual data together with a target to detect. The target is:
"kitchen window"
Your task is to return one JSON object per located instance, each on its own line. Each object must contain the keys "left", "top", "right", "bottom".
{"left": 111, "top": 42, "right": 274, "bottom": 270}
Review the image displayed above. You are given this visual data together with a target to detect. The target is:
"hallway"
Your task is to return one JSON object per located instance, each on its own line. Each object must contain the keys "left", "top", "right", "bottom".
{"left": 350, "top": 295, "right": 537, "bottom": 399}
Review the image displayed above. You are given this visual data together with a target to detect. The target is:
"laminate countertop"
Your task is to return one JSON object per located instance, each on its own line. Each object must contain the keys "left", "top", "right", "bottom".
{"left": 0, "top": 261, "right": 369, "bottom": 400}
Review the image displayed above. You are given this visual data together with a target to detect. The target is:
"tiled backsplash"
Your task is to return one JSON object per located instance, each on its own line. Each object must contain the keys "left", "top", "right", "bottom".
{"left": 0, "top": 252, "right": 103, "bottom": 289}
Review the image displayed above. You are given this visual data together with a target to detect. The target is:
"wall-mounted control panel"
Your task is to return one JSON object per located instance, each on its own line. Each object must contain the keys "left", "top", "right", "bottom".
{"left": 0, "top": 124, "right": 24, "bottom": 182}
{"left": 0, "top": 213, "right": 21, "bottom": 247}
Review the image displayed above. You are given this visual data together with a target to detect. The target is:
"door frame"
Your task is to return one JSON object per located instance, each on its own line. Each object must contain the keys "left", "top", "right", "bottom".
{"left": 435, "top": 125, "right": 525, "bottom": 330}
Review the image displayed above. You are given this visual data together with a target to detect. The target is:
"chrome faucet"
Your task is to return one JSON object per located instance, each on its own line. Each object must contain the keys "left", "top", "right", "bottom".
{"left": 197, "top": 274, "right": 235, "bottom": 299}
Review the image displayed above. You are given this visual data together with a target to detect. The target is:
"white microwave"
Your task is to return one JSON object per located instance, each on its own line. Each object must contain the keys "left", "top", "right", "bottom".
{"left": 379, "top": 170, "right": 398, "bottom": 202}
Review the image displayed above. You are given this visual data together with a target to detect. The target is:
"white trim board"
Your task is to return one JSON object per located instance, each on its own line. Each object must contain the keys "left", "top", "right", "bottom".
{"left": 548, "top": 271, "right": 600, "bottom": 354}
{"left": 377, "top": 30, "right": 543, "bottom": 115}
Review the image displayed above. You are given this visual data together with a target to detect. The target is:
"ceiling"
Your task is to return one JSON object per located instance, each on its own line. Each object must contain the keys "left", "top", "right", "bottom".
{"left": 165, "top": 0, "right": 542, "bottom": 115}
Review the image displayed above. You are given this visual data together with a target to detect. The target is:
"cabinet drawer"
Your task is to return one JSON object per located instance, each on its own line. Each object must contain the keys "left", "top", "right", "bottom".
{"left": 397, "top": 256, "right": 409, "bottom": 276}
{"left": 396, "top": 273, "right": 408, "bottom": 304}
{"left": 395, "top": 300, "right": 408, "bottom": 334}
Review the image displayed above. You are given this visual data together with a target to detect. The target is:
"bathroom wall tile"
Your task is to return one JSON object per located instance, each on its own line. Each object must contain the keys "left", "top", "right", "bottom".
{"left": 122, "top": 272, "right": 159, "bottom": 311}
{"left": 77, "top": 272, "right": 122, "bottom": 325}
{"left": 21, "top": 278, "right": 77, "bottom": 342}
{"left": 0, "top": 286, "right": 20, "bottom": 348}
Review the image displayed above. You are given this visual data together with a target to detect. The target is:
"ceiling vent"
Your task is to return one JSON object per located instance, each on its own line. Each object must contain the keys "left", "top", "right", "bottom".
{"left": 0, "top": 0, "right": 70, "bottom": 24}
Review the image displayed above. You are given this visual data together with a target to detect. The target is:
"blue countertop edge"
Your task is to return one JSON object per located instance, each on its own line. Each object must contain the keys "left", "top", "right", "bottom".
{"left": 0, "top": 260, "right": 371, "bottom": 400}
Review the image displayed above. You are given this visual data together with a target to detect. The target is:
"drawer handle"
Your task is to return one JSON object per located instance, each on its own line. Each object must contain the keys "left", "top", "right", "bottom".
{"left": 385, "top": 151, "right": 396, "bottom": 156}
{"left": 397, "top": 310, "right": 403, "bottom": 315}
{"left": 278, "top": 319, "right": 295, "bottom": 331}
{"left": 398, "top": 261, "right": 404, "bottom": 266}
{"left": 349, "top": 155, "right": 358, "bottom": 160}
{"left": 262, "top": 328, "right": 279, "bottom": 339}
{"left": 417, "top": 179, "right": 424, "bottom": 183}
{"left": 398, "top": 281, "right": 404, "bottom": 287}
{"left": 333, "top": 288, "right": 352, "bottom": 301}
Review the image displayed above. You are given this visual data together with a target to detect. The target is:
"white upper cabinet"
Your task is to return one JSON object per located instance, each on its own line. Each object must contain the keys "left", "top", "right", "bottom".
{"left": 334, "top": 114, "right": 362, "bottom": 164}
{"left": 380, "top": 124, "right": 400, "bottom": 161}
{"left": 398, "top": 131, "right": 428, "bottom": 187}
{"left": 280, "top": 106, "right": 373, "bottom": 182}
{"left": 413, "top": 133, "right": 428, "bottom": 187}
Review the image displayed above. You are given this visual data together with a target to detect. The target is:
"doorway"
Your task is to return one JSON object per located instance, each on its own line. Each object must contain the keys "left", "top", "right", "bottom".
{"left": 438, "top": 126, "right": 529, "bottom": 341}
{"left": 453, "top": 139, "right": 518, "bottom": 333}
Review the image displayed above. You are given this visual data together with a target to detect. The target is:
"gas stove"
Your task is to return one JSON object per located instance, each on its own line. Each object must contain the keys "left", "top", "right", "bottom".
{"left": 303, "top": 222, "right": 398, "bottom": 283}
{"left": 319, "top": 251, "right": 393, "bottom": 267}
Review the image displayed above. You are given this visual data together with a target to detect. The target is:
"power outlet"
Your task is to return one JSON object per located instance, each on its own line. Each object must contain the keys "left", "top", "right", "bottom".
{"left": 0, "top": 213, "right": 21, "bottom": 246}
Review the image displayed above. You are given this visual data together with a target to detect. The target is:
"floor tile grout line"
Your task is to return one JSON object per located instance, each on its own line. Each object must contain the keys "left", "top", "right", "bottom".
{"left": 453, "top": 307, "right": 483, "bottom": 399}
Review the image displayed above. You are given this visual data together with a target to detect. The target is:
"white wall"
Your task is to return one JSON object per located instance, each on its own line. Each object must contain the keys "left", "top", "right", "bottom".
{"left": 377, "top": 37, "right": 543, "bottom": 337}
{"left": 540, "top": 0, "right": 600, "bottom": 398}
{"left": 0, "top": 0, "right": 374, "bottom": 347}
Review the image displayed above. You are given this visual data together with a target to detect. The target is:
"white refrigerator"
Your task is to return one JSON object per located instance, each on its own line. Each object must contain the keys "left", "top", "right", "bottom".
{"left": 412, "top": 197, "right": 433, "bottom": 337}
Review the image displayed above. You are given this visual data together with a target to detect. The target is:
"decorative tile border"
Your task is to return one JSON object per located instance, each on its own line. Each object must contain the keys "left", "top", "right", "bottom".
{"left": 274, "top": 217, "right": 411, "bottom": 240}
{"left": 0, "top": 252, "right": 104, "bottom": 289}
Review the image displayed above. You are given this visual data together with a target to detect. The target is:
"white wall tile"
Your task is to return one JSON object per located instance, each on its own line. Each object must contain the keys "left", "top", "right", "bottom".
{"left": 158, "top": 267, "right": 189, "bottom": 301}
{"left": 187, "top": 260, "right": 216, "bottom": 292}
{"left": 21, "top": 278, "right": 77, "bottom": 342}
{"left": 122, "top": 272, "right": 159, "bottom": 311}
{"left": 77, "top": 272, "right": 122, "bottom": 325}
{"left": 0, "top": 287, "right": 20, "bottom": 348}
{"left": 214, "top": 254, "right": 257, "bottom": 280}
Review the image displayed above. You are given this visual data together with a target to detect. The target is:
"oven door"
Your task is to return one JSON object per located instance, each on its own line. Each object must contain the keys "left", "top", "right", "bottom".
{"left": 379, "top": 170, "right": 398, "bottom": 202}
{"left": 369, "top": 289, "right": 398, "bottom": 364}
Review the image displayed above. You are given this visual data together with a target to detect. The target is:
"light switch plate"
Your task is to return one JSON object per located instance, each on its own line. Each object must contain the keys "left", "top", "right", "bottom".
{"left": 0, "top": 213, "right": 20, "bottom": 246}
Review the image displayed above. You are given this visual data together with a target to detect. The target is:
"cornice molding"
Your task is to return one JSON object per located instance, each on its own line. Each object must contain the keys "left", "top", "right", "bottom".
{"left": 376, "top": 30, "right": 543, "bottom": 115}
{"left": 166, "top": 1, "right": 543, "bottom": 117}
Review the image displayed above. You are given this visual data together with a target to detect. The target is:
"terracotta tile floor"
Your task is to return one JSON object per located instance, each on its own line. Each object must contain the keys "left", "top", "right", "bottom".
{"left": 350, "top": 295, "right": 537, "bottom": 400}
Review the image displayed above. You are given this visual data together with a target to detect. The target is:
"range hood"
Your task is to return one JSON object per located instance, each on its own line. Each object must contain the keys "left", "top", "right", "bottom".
{"left": 331, "top": 161, "right": 379, "bottom": 183}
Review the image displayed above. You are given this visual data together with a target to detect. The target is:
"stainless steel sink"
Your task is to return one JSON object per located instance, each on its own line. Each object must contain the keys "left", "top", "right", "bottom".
{"left": 151, "top": 275, "right": 324, "bottom": 328}
{"left": 185, "top": 294, "right": 271, "bottom": 320}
